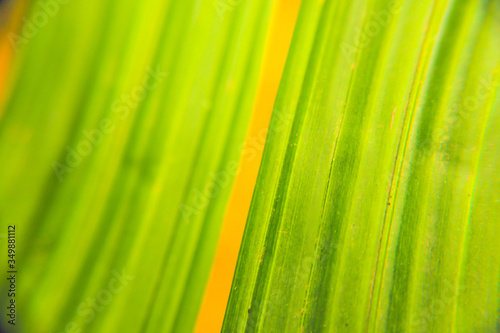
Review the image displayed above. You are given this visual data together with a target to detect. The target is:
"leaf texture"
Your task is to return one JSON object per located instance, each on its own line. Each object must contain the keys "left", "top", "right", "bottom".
{"left": 223, "top": 0, "right": 500, "bottom": 332}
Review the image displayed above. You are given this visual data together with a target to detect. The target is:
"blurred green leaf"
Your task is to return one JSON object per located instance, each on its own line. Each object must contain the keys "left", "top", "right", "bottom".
{"left": 0, "top": 0, "right": 274, "bottom": 332}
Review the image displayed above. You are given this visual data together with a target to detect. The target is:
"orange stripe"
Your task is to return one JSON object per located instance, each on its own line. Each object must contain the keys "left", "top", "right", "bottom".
{"left": 194, "top": 1, "right": 301, "bottom": 332}
{"left": 0, "top": 0, "right": 28, "bottom": 115}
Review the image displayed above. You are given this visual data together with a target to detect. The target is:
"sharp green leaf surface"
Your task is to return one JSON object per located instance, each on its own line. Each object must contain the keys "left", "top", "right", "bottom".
{"left": 223, "top": 0, "right": 500, "bottom": 332}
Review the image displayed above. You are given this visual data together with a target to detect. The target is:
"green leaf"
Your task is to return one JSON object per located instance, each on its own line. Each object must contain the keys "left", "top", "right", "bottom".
{"left": 223, "top": 0, "right": 500, "bottom": 332}
{"left": 0, "top": 0, "right": 275, "bottom": 332}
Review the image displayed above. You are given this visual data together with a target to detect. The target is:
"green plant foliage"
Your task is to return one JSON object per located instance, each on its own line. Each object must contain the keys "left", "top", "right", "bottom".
{"left": 223, "top": 0, "right": 500, "bottom": 332}
{"left": 0, "top": 0, "right": 274, "bottom": 332}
